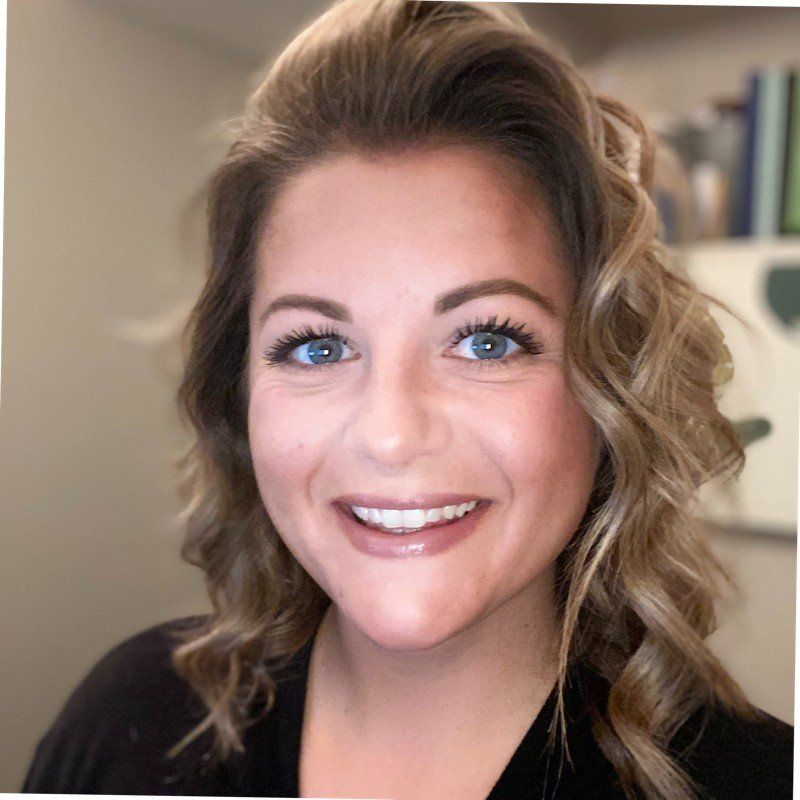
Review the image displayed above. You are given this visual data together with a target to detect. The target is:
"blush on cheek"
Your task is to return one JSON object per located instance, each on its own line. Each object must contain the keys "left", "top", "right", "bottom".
{"left": 508, "top": 376, "right": 592, "bottom": 446}
{"left": 248, "top": 401, "right": 303, "bottom": 496}
{"left": 545, "top": 385, "right": 596, "bottom": 461}
{"left": 249, "top": 420, "right": 308, "bottom": 484}
{"left": 247, "top": 384, "right": 341, "bottom": 529}
{"left": 500, "top": 377, "right": 598, "bottom": 508}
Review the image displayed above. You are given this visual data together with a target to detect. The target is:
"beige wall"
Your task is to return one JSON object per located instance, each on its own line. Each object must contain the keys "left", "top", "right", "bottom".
{"left": 1, "top": 0, "right": 250, "bottom": 790}
{"left": 2, "top": 1, "right": 796, "bottom": 793}
{"left": 708, "top": 530, "right": 796, "bottom": 723}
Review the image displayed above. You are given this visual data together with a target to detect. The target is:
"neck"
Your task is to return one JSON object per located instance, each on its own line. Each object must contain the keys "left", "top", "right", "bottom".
{"left": 308, "top": 573, "right": 560, "bottom": 743}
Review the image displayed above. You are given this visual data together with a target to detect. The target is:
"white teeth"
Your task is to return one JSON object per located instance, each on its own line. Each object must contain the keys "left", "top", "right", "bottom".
{"left": 348, "top": 500, "right": 481, "bottom": 533}
{"left": 401, "top": 509, "right": 428, "bottom": 529}
{"left": 380, "top": 509, "right": 403, "bottom": 528}
{"left": 425, "top": 507, "right": 443, "bottom": 523}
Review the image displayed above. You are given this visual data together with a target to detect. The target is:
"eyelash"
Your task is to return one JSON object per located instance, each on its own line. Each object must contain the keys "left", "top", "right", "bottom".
{"left": 449, "top": 316, "right": 544, "bottom": 368}
{"left": 263, "top": 324, "right": 348, "bottom": 368}
{"left": 262, "top": 316, "right": 544, "bottom": 371}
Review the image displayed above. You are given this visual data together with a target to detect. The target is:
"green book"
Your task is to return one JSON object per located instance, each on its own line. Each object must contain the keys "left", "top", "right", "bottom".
{"left": 781, "top": 70, "right": 800, "bottom": 234}
{"left": 754, "top": 68, "right": 789, "bottom": 238}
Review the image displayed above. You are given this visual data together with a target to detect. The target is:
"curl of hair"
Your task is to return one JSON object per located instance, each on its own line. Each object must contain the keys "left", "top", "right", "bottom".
{"left": 167, "top": 2, "right": 757, "bottom": 798}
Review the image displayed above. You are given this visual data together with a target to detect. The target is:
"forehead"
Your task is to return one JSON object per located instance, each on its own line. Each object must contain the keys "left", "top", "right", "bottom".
{"left": 254, "top": 146, "right": 569, "bottom": 314}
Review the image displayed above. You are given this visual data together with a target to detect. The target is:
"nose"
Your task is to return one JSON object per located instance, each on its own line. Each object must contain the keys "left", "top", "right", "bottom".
{"left": 341, "top": 350, "right": 450, "bottom": 472}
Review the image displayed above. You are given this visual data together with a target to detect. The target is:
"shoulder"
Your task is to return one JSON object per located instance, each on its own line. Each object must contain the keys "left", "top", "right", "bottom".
{"left": 672, "top": 701, "right": 793, "bottom": 800}
{"left": 22, "top": 615, "right": 227, "bottom": 794}
{"left": 45, "top": 615, "right": 208, "bottom": 732}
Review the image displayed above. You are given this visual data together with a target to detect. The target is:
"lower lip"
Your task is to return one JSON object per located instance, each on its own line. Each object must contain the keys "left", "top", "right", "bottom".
{"left": 333, "top": 502, "right": 490, "bottom": 558}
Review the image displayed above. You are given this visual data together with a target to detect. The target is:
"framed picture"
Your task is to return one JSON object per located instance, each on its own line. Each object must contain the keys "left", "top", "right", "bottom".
{"left": 686, "top": 238, "right": 800, "bottom": 536}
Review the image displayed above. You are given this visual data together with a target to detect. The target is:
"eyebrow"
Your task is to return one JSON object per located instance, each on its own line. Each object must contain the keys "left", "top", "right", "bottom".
{"left": 433, "top": 278, "right": 558, "bottom": 318}
{"left": 258, "top": 278, "right": 557, "bottom": 327}
{"left": 259, "top": 295, "right": 352, "bottom": 326}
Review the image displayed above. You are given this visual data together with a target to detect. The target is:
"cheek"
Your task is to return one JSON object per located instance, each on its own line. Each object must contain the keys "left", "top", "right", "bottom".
{"left": 247, "top": 385, "right": 345, "bottom": 597}
{"left": 247, "top": 383, "right": 336, "bottom": 513}
{"left": 482, "top": 375, "right": 597, "bottom": 509}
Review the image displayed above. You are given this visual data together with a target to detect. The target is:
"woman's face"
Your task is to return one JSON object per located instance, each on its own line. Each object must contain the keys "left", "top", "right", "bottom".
{"left": 247, "top": 147, "right": 599, "bottom": 651}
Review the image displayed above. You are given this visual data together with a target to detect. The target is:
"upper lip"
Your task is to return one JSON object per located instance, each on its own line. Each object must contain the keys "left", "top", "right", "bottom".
{"left": 334, "top": 493, "right": 488, "bottom": 510}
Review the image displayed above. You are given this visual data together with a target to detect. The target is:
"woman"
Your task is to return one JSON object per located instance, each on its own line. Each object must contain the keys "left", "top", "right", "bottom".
{"left": 22, "top": 1, "right": 792, "bottom": 799}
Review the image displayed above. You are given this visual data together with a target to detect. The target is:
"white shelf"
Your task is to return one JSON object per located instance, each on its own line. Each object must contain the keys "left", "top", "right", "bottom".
{"left": 680, "top": 236, "right": 800, "bottom": 257}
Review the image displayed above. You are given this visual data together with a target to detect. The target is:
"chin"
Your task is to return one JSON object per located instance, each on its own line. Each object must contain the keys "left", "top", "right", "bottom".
{"left": 343, "top": 595, "right": 474, "bottom": 653}
{"left": 363, "top": 625, "right": 458, "bottom": 654}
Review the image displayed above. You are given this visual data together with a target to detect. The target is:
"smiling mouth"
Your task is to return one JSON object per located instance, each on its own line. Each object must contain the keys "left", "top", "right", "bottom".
{"left": 341, "top": 500, "right": 486, "bottom": 535}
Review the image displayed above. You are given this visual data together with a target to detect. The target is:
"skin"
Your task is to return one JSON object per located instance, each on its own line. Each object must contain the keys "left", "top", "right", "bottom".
{"left": 247, "top": 146, "right": 600, "bottom": 798}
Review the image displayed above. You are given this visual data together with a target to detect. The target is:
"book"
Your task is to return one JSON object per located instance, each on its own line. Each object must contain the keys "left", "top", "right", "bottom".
{"left": 780, "top": 70, "right": 800, "bottom": 234}
{"left": 736, "top": 71, "right": 759, "bottom": 237}
{"left": 753, "top": 68, "right": 790, "bottom": 238}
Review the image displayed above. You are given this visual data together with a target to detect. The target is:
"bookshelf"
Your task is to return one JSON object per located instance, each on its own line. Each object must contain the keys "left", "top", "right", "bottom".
{"left": 653, "top": 67, "right": 800, "bottom": 245}
{"left": 572, "top": 7, "right": 800, "bottom": 245}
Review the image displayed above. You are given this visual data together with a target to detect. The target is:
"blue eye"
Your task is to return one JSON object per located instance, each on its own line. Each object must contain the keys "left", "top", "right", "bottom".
{"left": 449, "top": 316, "right": 541, "bottom": 365}
{"left": 292, "top": 337, "right": 353, "bottom": 366}
{"left": 454, "top": 331, "right": 521, "bottom": 360}
{"left": 263, "top": 325, "right": 355, "bottom": 369}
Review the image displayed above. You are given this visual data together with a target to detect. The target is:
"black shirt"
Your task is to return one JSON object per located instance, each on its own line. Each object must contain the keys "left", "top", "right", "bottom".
{"left": 22, "top": 616, "right": 793, "bottom": 798}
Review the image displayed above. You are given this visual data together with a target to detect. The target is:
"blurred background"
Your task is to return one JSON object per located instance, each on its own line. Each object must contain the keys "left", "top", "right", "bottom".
{"left": 2, "top": 0, "right": 798, "bottom": 791}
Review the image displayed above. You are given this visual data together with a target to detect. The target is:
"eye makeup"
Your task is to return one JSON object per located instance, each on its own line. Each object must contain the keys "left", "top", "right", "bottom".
{"left": 448, "top": 315, "right": 544, "bottom": 366}
{"left": 262, "top": 323, "right": 352, "bottom": 370}
{"left": 261, "top": 315, "right": 544, "bottom": 370}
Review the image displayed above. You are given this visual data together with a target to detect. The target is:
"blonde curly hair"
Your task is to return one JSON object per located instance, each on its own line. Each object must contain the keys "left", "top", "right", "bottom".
{"left": 168, "top": 3, "right": 756, "bottom": 799}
